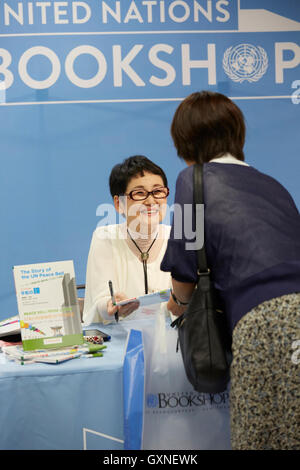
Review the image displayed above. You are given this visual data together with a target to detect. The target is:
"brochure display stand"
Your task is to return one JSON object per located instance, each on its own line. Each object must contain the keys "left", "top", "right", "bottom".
{"left": 13, "top": 260, "right": 83, "bottom": 351}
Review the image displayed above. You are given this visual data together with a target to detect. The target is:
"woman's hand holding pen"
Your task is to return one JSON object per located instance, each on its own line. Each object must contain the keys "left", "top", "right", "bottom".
{"left": 107, "top": 292, "right": 140, "bottom": 318}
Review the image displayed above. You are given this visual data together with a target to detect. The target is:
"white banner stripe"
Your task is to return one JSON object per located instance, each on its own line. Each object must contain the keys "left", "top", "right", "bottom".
{"left": 0, "top": 30, "right": 243, "bottom": 38}
{"left": 0, "top": 96, "right": 296, "bottom": 106}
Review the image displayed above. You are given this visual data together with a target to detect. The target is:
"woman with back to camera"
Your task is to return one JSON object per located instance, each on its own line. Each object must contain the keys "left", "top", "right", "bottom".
{"left": 160, "top": 91, "right": 300, "bottom": 450}
{"left": 83, "top": 155, "right": 171, "bottom": 325}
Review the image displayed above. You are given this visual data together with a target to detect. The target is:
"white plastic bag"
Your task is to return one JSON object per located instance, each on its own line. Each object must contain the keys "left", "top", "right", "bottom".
{"left": 123, "top": 307, "right": 231, "bottom": 450}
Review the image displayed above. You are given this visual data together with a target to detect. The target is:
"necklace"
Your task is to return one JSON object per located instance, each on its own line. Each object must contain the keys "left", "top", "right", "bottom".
{"left": 127, "top": 229, "right": 158, "bottom": 294}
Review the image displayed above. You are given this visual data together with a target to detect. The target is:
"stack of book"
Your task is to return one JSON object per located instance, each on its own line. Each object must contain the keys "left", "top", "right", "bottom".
{"left": 0, "top": 260, "right": 108, "bottom": 365}
{"left": 1, "top": 343, "right": 106, "bottom": 365}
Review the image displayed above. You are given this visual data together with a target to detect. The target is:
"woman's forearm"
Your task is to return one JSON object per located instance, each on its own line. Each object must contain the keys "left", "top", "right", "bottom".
{"left": 172, "top": 278, "right": 196, "bottom": 303}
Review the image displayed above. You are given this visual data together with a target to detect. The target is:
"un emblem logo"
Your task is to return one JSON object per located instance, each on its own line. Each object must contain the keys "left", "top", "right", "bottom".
{"left": 223, "top": 44, "right": 268, "bottom": 83}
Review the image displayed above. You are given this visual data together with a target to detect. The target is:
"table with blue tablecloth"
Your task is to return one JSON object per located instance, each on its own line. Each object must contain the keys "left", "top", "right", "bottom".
{"left": 0, "top": 315, "right": 231, "bottom": 450}
{"left": 0, "top": 322, "right": 129, "bottom": 450}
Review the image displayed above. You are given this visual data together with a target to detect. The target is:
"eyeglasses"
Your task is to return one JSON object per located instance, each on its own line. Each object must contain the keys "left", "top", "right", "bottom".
{"left": 125, "top": 187, "right": 169, "bottom": 201}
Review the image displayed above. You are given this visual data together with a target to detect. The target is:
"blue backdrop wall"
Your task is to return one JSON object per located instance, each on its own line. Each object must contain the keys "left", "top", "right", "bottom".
{"left": 0, "top": 0, "right": 300, "bottom": 320}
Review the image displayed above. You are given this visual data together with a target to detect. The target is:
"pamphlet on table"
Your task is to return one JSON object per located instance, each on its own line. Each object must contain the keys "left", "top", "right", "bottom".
{"left": 13, "top": 260, "right": 83, "bottom": 351}
{"left": 115, "top": 288, "right": 171, "bottom": 307}
{"left": 1, "top": 343, "right": 106, "bottom": 365}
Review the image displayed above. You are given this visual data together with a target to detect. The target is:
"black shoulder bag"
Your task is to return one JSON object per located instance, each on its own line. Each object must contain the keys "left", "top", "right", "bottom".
{"left": 171, "top": 163, "right": 232, "bottom": 394}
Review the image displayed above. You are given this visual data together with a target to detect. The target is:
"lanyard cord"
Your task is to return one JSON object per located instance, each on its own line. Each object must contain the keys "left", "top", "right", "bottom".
{"left": 127, "top": 229, "right": 158, "bottom": 294}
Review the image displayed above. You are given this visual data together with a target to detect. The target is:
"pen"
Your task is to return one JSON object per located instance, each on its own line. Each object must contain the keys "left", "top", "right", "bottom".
{"left": 0, "top": 320, "right": 19, "bottom": 328}
{"left": 81, "top": 352, "right": 103, "bottom": 358}
{"left": 32, "top": 353, "right": 83, "bottom": 364}
{"left": 109, "top": 280, "right": 118, "bottom": 323}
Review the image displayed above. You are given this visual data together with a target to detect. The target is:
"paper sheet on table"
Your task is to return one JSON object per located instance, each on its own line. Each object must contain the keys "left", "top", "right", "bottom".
{"left": 115, "top": 289, "right": 171, "bottom": 307}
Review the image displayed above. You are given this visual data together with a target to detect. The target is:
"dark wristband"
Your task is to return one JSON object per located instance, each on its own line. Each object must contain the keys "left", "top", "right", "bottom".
{"left": 171, "top": 290, "right": 189, "bottom": 306}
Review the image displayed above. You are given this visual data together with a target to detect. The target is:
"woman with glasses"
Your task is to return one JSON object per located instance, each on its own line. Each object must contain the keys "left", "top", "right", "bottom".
{"left": 83, "top": 155, "right": 171, "bottom": 324}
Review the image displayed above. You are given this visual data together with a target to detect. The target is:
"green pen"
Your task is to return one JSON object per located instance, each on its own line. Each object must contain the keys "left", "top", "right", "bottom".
{"left": 82, "top": 353, "right": 103, "bottom": 358}
{"left": 83, "top": 343, "right": 106, "bottom": 352}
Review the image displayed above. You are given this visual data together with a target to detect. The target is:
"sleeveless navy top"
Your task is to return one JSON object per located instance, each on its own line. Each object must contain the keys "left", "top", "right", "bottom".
{"left": 161, "top": 163, "right": 300, "bottom": 333}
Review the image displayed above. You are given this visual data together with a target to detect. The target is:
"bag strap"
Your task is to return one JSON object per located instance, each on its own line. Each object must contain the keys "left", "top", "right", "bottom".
{"left": 171, "top": 164, "right": 209, "bottom": 330}
{"left": 193, "top": 164, "right": 209, "bottom": 275}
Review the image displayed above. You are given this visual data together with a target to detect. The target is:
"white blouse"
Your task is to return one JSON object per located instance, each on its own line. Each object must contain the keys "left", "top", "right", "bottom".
{"left": 210, "top": 153, "right": 249, "bottom": 166}
{"left": 83, "top": 223, "right": 171, "bottom": 325}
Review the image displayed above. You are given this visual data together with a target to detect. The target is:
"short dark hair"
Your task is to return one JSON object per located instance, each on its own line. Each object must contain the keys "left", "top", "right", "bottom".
{"left": 109, "top": 155, "right": 168, "bottom": 197}
{"left": 171, "top": 91, "right": 246, "bottom": 163}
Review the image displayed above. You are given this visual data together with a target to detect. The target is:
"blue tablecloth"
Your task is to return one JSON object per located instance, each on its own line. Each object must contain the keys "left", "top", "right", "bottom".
{"left": 0, "top": 323, "right": 129, "bottom": 450}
